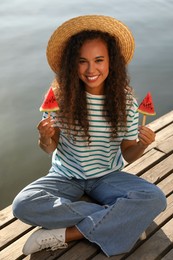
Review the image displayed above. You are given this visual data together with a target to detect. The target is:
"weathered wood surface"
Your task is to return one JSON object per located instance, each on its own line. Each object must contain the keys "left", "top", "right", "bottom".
{"left": 0, "top": 110, "right": 173, "bottom": 260}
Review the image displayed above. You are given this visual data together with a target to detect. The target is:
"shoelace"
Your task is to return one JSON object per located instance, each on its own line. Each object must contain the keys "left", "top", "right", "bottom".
{"left": 39, "top": 237, "right": 68, "bottom": 251}
{"left": 51, "top": 242, "right": 68, "bottom": 251}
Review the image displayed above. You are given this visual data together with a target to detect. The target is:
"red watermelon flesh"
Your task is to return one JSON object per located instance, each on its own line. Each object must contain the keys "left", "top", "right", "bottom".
{"left": 138, "top": 92, "right": 156, "bottom": 116}
{"left": 40, "top": 87, "right": 59, "bottom": 112}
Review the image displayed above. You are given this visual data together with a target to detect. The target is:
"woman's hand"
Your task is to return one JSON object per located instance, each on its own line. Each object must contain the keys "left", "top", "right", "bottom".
{"left": 37, "top": 116, "right": 59, "bottom": 153}
{"left": 121, "top": 126, "right": 156, "bottom": 163}
{"left": 138, "top": 126, "right": 156, "bottom": 148}
{"left": 37, "top": 117, "right": 55, "bottom": 145}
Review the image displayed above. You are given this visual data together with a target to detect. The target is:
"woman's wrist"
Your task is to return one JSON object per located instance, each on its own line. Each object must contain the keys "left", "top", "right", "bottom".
{"left": 39, "top": 138, "right": 52, "bottom": 147}
{"left": 137, "top": 140, "right": 148, "bottom": 149}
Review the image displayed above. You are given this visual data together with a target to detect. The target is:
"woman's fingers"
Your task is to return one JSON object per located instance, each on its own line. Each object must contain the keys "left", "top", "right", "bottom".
{"left": 37, "top": 117, "right": 55, "bottom": 138}
{"left": 138, "top": 126, "right": 156, "bottom": 145}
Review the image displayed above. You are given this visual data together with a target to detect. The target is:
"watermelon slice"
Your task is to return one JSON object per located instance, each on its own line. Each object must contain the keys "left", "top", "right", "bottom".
{"left": 138, "top": 92, "right": 156, "bottom": 116}
{"left": 40, "top": 86, "right": 59, "bottom": 112}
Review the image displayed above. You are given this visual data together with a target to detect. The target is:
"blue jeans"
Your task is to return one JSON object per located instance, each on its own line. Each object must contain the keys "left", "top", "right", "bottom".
{"left": 12, "top": 171, "right": 166, "bottom": 256}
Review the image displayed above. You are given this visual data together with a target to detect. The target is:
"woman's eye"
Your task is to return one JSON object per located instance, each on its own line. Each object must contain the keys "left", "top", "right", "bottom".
{"left": 79, "top": 60, "right": 86, "bottom": 64}
{"left": 96, "top": 59, "right": 103, "bottom": 63}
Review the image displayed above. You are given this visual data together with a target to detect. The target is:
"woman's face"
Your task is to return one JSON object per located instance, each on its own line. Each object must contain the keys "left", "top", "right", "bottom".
{"left": 78, "top": 39, "right": 109, "bottom": 95}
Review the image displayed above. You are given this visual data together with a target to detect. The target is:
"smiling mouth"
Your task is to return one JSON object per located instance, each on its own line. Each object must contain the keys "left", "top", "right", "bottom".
{"left": 86, "top": 75, "right": 99, "bottom": 81}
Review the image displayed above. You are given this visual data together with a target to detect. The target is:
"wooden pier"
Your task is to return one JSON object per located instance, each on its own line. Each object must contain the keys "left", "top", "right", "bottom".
{"left": 0, "top": 110, "right": 173, "bottom": 260}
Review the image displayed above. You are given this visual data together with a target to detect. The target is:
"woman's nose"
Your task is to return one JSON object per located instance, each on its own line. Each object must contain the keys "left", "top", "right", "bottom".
{"left": 87, "top": 62, "right": 95, "bottom": 73}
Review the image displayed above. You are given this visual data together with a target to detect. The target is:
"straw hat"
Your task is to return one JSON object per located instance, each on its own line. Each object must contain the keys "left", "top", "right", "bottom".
{"left": 46, "top": 15, "right": 135, "bottom": 73}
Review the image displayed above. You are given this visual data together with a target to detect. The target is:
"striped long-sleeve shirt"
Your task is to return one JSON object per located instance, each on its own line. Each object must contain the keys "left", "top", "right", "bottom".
{"left": 45, "top": 92, "right": 139, "bottom": 179}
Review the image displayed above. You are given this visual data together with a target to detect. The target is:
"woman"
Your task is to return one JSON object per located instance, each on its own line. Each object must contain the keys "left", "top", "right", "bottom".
{"left": 12, "top": 15, "right": 166, "bottom": 257}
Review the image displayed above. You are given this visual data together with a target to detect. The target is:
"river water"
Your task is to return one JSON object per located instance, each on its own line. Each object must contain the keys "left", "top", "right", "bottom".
{"left": 0, "top": 0, "right": 173, "bottom": 209}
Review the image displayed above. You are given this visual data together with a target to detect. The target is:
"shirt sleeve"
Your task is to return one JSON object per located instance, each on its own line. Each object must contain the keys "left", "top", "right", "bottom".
{"left": 123, "top": 97, "right": 139, "bottom": 140}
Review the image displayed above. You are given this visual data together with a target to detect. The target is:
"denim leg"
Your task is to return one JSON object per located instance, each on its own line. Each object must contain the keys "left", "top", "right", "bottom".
{"left": 76, "top": 171, "right": 167, "bottom": 256}
{"left": 12, "top": 172, "right": 103, "bottom": 229}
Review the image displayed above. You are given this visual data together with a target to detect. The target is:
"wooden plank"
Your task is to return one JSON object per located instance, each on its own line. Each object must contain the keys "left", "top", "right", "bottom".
{"left": 0, "top": 205, "right": 15, "bottom": 229}
{"left": 125, "top": 218, "right": 173, "bottom": 260}
{"left": 124, "top": 123, "right": 173, "bottom": 169}
{"left": 157, "top": 135, "right": 173, "bottom": 154}
{"left": 161, "top": 249, "right": 173, "bottom": 260}
{"left": 124, "top": 149, "right": 164, "bottom": 175}
{"left": 157, "top": 174, "right": 173, "bottom": 197}
{"left": 155, "top": 123, "right": 173, "bottom": 140}
{"left": 144, "top": 123, "right": 173, "bottom": 153}
{"left": 91, "top": 251, "right": 114, "bottom": 260}
{"left": 149, "top": 110, "right": 173, "bottom": 132}
{"left": 57, "top": 240, "right": 99, "bottom": 260}
{"left": 0, "top": 219, "right": 33, "bottom": 250}
{"left": 0, "top": 230, "right": 35, "bottom": 260}
{"left": 141, "top": 154, "right": 173, "bottom": 184}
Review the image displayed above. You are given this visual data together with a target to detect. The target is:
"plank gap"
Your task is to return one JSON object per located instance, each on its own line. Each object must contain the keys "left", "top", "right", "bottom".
{"left": 0, "top": 217, "right": 16, "bottom": 230}
{"left": 86, "top": 248, "right": 101, "bottom": 260}
{"left": 155, "top": 244, "right": 173, "bottom": 260}
{"left": 0, "top": 226, "right": 34, "bottom": 251}
{"left": 136, "top": 151, "right": 171, "bottom": 177}
{"left": 155, "top": 171, "right": 173, "bottom": 186}
{"left": 154, "top": 121, "right": 173, "bottom": 134}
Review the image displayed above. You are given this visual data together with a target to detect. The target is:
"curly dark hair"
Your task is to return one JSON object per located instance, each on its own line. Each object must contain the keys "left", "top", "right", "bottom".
{"left": 55, "top": 30, "right": 133, "bottom": 142}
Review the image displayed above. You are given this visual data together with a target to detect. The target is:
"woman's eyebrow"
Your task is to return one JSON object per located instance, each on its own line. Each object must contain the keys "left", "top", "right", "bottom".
{"left": 79, "top": 56, "right": 105, "bottom": 60}
{"left": 79, "top": 57, "right": 87, "bottom": 60}
{"left": 97, "top": 55, "right": 104, "bottom": 58}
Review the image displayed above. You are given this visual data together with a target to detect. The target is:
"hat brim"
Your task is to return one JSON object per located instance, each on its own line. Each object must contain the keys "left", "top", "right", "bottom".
{"left": 46, "top": 15, "right": 135, "bottom": 73}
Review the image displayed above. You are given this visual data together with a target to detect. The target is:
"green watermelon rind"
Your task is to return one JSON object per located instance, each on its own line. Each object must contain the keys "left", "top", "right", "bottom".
{"left": 39, "top": 107, "right": 59, "bottom": 112}
{"left": 137, "top": 108, "right": 156, "bottom": 116}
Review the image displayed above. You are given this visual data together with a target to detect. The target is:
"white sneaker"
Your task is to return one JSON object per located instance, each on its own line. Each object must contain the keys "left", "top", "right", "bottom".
{"left": 23, "top": 228, "right": 68, "bottom": 255}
